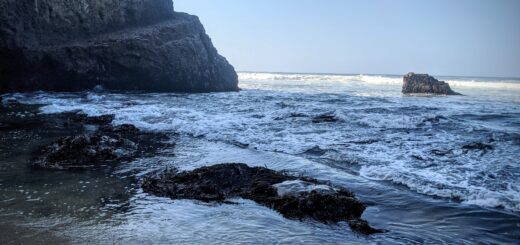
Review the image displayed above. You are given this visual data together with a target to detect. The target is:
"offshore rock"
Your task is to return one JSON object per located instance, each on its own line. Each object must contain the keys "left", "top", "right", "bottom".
{"left": 402, "top": 73, "right": 461, "bottom": 95}
{"left": 142, "top": 163, "right": 382, "bottom": 235}
{"left": 0, "top": 0, "right": 238, "bottom": 93}
{"left": 312, "top": 113, "right": 338, "bottom": 123}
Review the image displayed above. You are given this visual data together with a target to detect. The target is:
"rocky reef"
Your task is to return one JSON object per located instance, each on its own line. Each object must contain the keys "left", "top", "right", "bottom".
{"left": 402, "top": 73, "right": 461, "bottom": 95}
{"left": 33, "top": 124, "right": 137, "bottom": 170}
{"left": 30, "top": 113, "right": 171, "bottom": 170}
{"left": 0, "top": 0, "right": 238, "bottom": 93}
{"left": 142, "top": 163, "right": 382, "bottom": 235}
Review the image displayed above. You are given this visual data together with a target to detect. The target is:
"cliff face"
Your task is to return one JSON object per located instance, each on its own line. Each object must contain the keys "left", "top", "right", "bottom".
{"left": 0, "top": 0, "right": 238, "bottom": 93}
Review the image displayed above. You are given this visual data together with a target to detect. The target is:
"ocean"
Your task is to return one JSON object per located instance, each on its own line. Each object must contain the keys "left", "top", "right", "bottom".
{"left": 1, "top": 72, "right": 519, "bottom": 243}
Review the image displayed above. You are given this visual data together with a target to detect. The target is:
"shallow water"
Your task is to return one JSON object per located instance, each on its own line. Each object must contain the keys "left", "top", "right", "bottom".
{"left": 1, "top": 72, "right": 519, "bottom": 243}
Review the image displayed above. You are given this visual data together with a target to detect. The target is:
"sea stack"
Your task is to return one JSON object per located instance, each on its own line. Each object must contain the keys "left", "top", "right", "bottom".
{"left": 402, "top": 73, "right": 461, "bottom": 95}
{"left": 0, "top": 0, "right": 238, "bottom": 93}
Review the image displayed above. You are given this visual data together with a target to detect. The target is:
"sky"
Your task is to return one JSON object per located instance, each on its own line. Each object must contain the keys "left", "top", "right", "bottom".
{"left": 175, "top": 0, "right": 520, "bottom": 78}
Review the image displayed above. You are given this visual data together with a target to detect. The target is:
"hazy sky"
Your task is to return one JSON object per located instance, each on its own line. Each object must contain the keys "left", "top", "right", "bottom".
{"left": 175, "top": 0, "right": 520, "bottom": 78}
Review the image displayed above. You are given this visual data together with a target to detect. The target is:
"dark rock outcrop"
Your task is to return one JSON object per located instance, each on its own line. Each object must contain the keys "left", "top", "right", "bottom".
{"left": 402, "top": 73, "right": 461, "bottom": 95}
{"left": 0, "top": 0, "right": 238, "bottom": 93}
{"left": 33, "top": 133, "right": 136, "bottom": 170}
{"left": 312, "top": 113, "right": 338, "bottom": 123}
{"left": 32, "top": 113, "right": 170, "bottom": 170}
{"left": 70, "top": 114, "right": 115, "bottom": 125}
{"left": 462, "top": 142, "right": 494, "bottom": 155}
{"left": 142, "top": 163, "right": 382, "bottom": 235}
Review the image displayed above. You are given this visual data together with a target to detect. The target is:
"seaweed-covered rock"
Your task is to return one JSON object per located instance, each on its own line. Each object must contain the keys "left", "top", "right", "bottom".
{"left": 33, "top": 131, "right": 137, "bottom": 170}
{"left": 402, "top": 73, "right": 461, "bottom": 95}
{"left": 32, "top": 113, "right": 170, "bottom": 170}
{"left": 142, "top": 163, "right": 382, "bottom": 234}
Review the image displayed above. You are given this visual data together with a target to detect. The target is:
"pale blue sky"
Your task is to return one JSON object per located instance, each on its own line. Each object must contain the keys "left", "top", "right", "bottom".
{"left": 175, "top": 0, "right": 520, "bottom": 78}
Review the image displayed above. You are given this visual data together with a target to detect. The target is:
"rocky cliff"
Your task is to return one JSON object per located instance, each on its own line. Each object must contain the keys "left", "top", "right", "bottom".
{"left": 402, "top": 73, "right": 461, "bottom": 95}
{"left": 0, "top": 0, "right": 238, "bottom": 93}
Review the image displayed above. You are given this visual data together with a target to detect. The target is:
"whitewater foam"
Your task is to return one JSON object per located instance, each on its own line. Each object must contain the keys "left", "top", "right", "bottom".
{"left": 3, "top": 72, "right": 520, "bottom": 213}
{"left": 239, "top": 72, "right": 520, "bottom": 92}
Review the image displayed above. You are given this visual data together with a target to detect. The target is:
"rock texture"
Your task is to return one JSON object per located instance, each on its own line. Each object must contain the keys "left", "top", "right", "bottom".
{"left": 142, "top": 163, "right": 382, "bottom": 235}
{"left": 32, "top": 113, "right": 171, "bottom": 170}
{"left": 0, "top": 0, "right": 238, "bottom": 93}
{"left": 402, "top": 73, "right": 461, "bottom": 95}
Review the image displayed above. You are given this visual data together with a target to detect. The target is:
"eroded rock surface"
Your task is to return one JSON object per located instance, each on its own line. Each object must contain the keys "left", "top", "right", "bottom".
{"left": 142, "top": 163, "right": 382, "bottom": 234}
{"left": 402, "top": 73, "right": 461, "bottom": 95}
{"left": 0, "top": 0, "right": 238, "bottom": 93}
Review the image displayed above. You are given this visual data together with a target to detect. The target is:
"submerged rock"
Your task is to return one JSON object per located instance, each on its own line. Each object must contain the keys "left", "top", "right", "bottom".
{"left": 274, "top": 112, "right": 308, "bottom": 121}
{"left": 0, "top": 0, "right": 238, "bottom": 93}
{"left": 303, "top": 146, "right": 328, "bottom": 156}
{"left": 431, "top": 149, "right": 454, "bottom": 156}
{"left": 402, "top": 73, "right": 461, "bottom": 95}
{"left": 70, "top": 114, "right": 115, "bottom": 125}
{"left": 289, "top": 112, "right": 308, "bottom": 118}
{"left": 99, "top": 124, "right": 141, "bottom": 134}
{"left": 142, "top": 163, "right": 382, "bottom": 235}
{"left": 462, "top": 142, "right": 494, "bottom": 155}
{"left": 312, "top": 113, "right": 338, "bottom": 123}
{"left": 462, "top": 142, "right": 493, "bottom": 151}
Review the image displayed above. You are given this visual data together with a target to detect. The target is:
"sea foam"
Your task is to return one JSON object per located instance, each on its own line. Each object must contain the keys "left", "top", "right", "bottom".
{"left": 3, "top": 72, "right": 520, "bottom": 212}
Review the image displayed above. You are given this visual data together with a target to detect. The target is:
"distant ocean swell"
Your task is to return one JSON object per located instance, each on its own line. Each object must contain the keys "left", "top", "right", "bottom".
{"left": 238, "top": 72, "right": 520, "bottom": 91}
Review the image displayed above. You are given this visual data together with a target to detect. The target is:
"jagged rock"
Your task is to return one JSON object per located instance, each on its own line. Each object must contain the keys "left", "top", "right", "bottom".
{"left": 142, "top": 163, "right": 382, "bottom": 235}
{"left": 0, "top": 0, "right": 238, "bottom": 93}
{"left": 32, "top": 133, "right": 136, "bottom": 170}
{"left": 402, "top": 73, "right": 461, "bottom": 95}
{"left": 33, "top": 113, "right": 169, "bottom": 170}
{"left": 31, "top": 123, "right": 145, "bottom": 170}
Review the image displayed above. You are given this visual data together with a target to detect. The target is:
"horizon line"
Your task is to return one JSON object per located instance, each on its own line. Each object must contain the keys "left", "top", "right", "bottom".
{"left": 236, "top": 70, "right": 520, "bottom": 80}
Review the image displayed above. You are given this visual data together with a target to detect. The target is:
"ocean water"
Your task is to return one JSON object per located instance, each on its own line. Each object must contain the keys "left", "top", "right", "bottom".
{"left": 1, "top": 72, "right": 520, "bottom": 243}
